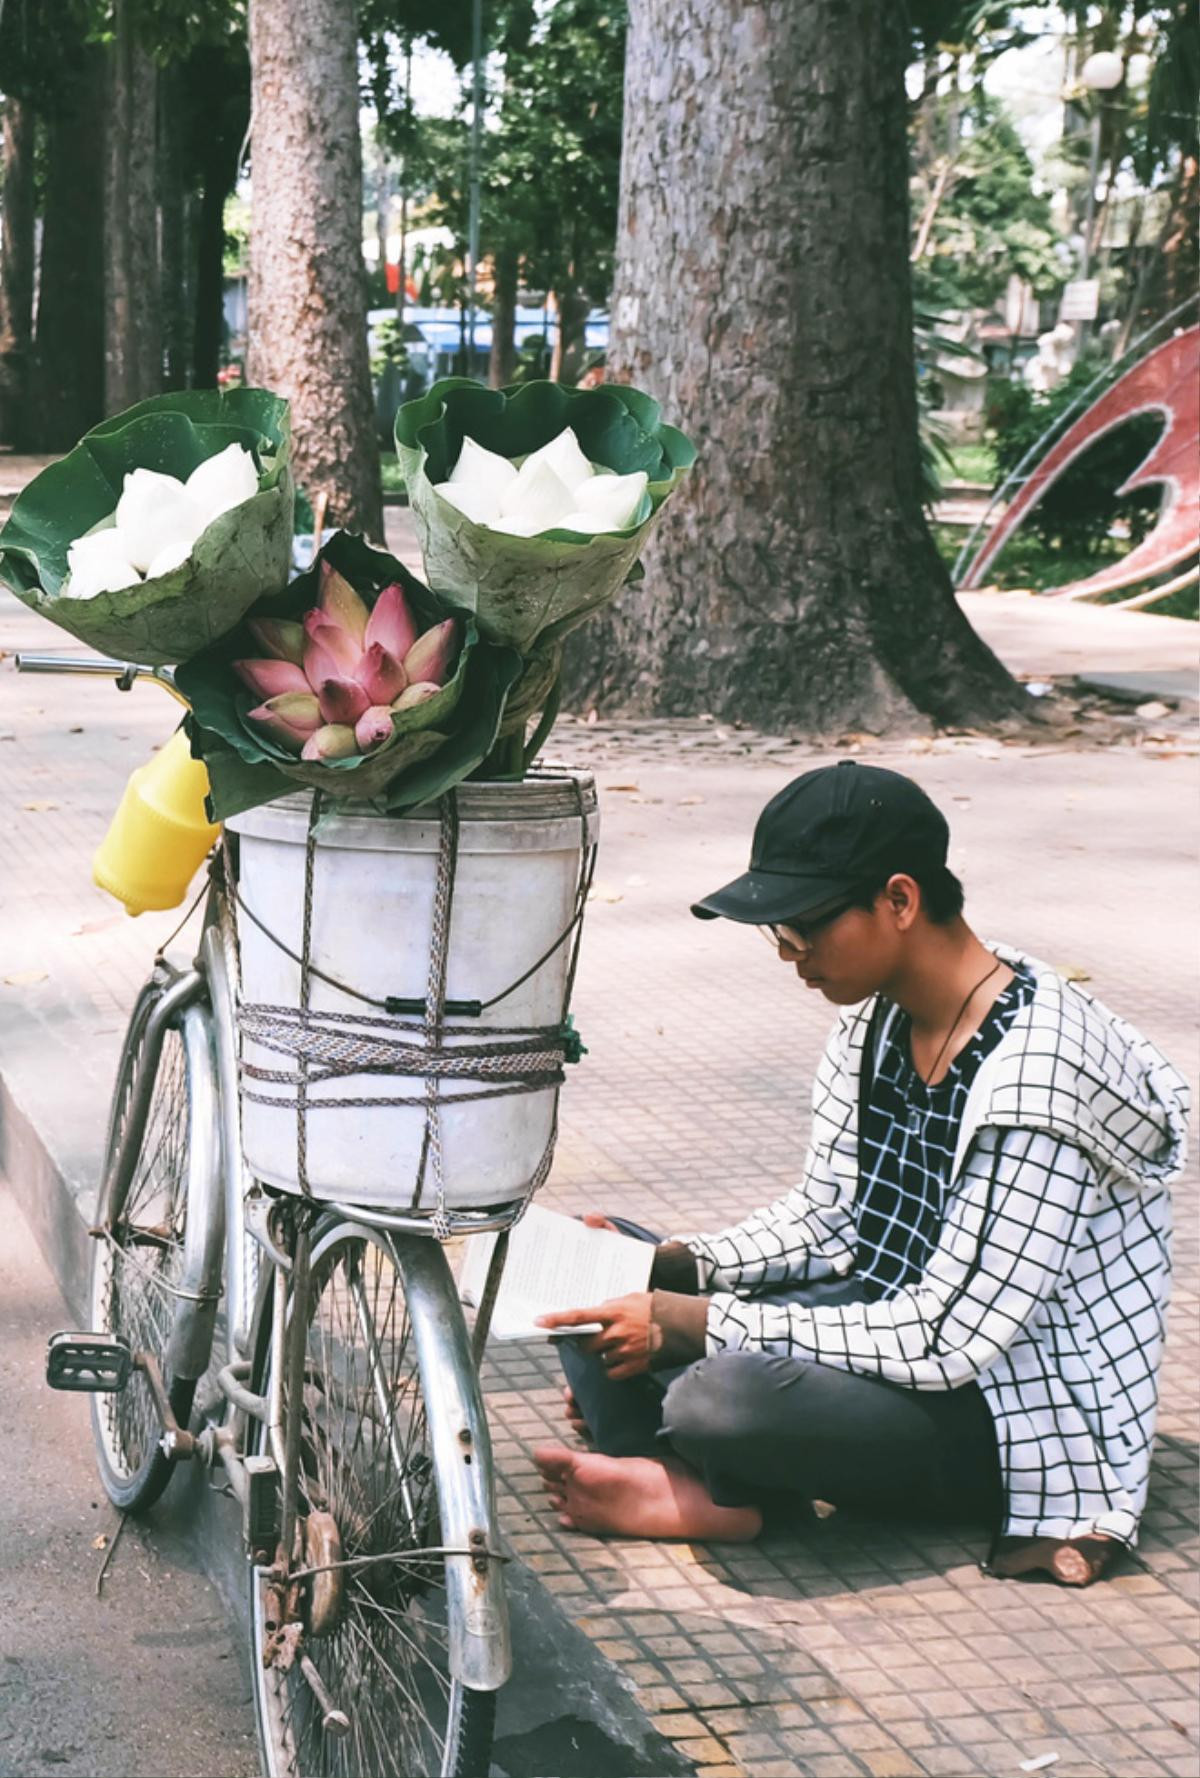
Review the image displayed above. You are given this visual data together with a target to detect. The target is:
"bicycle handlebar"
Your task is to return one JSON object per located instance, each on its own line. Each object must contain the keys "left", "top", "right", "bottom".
{"left": 14, "top": 652, "right": 188, "bottom": 706}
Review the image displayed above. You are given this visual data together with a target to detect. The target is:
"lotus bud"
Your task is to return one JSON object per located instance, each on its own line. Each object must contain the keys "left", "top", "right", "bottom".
{"left": 518, "top": 427, "right": 594, "bottom": 495}
{"left": 145, "top": 538, "right": 194, "bottom": 580}
{"left": 402, "top": 619, "right": 458, "bottom": 688}
{"left": 364, "top": 582, "right": 418, "bottom": 661}
{"left": 498, "top": 460, "right": 575, "bottom": 530}
{"left": 246, "top": 692, "right": 323, "bottom": 753}
{"left": 115, "top": 468, "right": 205, "bottom": 574}
{"left": 301, "top": 723, "right": 358, "bottom": 763}
{"left": 355, "top": 641, "right": 407, "bottom": 706}
{"left": 573, "top": 469, "right": 649, "bottom": 531}
{"left": 186, "top": 444, "right": 260, "bottom": 527}
{"left": 449, "top": 435, "right": 519, "bottom": 505}
{"left": 314, "top": 676, "right": 371, "bottom": 726}
{"left": 354, "top": 705, "right": 396, "bottom": 752}
{"left": 392, "top": 681, "right": 441, "bottom": 711}
{"left": 433, "top": 481, "right": 497, "bottom": 525}
{"left": 247, "top": 618, "right": 307, "bottom": 665}
{"left": 317, "top": 559, "right": 369, "bottom": 644}
{"left": 233, "top": 658, "right": 311, "bottom": 700}
{"left": 303, "top": 620, "right": 360, "bottom": 686}
{"left": 65, "top": 529, "right": 142, "bottom": 600}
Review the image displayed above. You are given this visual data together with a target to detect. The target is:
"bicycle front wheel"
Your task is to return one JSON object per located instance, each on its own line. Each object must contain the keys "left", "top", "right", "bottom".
{"left": 89, "top": 982, "right": 213, "bottom": 1512}
{"left": 248, "top": 1218, "right": 496, "bottom": 1778}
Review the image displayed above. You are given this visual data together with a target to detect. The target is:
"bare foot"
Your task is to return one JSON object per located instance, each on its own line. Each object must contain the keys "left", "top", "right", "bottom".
{"left": 990, "top": 1534, "right": 1119, "bottom": 1587}
{"left": 563, "top": 1386, "right": 591, "bottom": 1443}
{"left": 532, "top": 1442, "right": 762, "bottom": 1541}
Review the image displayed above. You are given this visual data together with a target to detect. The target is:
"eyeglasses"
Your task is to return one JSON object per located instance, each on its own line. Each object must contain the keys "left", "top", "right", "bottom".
{"left": 757, "top": 899, "right": 855, "bottom": 953}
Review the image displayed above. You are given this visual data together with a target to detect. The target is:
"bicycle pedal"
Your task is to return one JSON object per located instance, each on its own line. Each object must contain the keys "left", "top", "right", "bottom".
{"left": 46, "top": 1331, "right": 133, "bottom": 1393}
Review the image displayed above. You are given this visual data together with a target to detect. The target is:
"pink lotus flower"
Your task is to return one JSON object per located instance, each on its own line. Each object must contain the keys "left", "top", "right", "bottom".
{"left": 247, "top": 692, "right": 323, "bottom": 752}
{"left": 241, "top": 568, "right": 459, "bottom": 759}
{"left": 234, "top": 658, "right": 311, "bottom": 700}
{"left": 355, "top": 705, "right": 396, "bottom": 751}
{"left": 301, "top": 723, "right": 358, "bottom": 762}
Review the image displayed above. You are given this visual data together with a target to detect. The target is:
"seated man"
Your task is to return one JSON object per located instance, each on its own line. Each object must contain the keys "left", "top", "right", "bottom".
{"left": 536, "top": 761, "right": 1189, "bottom": 1585}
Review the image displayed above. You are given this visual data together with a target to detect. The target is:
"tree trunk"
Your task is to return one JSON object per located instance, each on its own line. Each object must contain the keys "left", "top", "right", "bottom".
{"left": 489, "top": 242, "right": 519, "bottom": 387}
{"left": 31, "top": 51, "right": 107, "bottom": 448}
{"left": 564, "top": 0, "right": 1023, "bottom": 732}
{"left": 104, "top": 0, "right": 162, "bottom": 413}
{"left": 0, "top": 98, "right": 36, "bottom": 445}
{"left": 247, "top": 0, "right": 382, "bottom": 538}
{"left": 159, "top": 68, "right": 189, "bottom": 390}
{"left": 549, "top": 278, "right": 589, "bottom": 385}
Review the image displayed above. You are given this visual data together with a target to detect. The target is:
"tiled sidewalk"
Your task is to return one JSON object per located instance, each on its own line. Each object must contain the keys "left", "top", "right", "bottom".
{"left": 1, "top": 588, "right": 1197, "bottom": 1778}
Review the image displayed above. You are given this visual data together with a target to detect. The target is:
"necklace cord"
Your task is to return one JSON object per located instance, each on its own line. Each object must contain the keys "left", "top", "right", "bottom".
{"left": 919, "top": 957, "right": 1003, "bottom": 1086}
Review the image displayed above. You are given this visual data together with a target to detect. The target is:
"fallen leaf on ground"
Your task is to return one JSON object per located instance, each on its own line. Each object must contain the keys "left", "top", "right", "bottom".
{"left": 1057, "top": 964, "right": 1091, "bottom": 983}
{"left": 605, "top": 783, "right": 640, "bottom": 793}
{"left": 22, "top": 800, "right": 58, "bottom": 812}
{"left": 3, "top": 970, "right": 48, "bottom": 986}
{"left": 677, "top": 795, "right": 705, "bottom": 805}
{"left": 91, "top": 1534, "right": 108, "bottom": 1551}
{"left": 1136, "top": 700, "right": 1172, "bottom": 720}
{"left": 586, "top": 885, "right": 623, "bottom": 904}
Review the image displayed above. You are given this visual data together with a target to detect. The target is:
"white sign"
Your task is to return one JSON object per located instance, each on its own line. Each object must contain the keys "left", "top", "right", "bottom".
{"left": 1060, "top": 280, "right": 1100, "bottom": 321}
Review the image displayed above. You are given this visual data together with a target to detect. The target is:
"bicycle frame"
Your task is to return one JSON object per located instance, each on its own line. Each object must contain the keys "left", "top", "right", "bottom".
{"left": 19, "top": 648, "right": 516, "bottom": 1700}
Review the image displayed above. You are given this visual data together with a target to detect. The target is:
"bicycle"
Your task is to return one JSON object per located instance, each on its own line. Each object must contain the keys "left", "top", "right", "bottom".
{"left": 24, "top": 647, "right": 597, "bottom": 1778}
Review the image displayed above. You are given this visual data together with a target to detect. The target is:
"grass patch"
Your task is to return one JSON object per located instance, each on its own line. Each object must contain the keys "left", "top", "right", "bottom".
{"left": 935, "top": 522, "right": 1197, "bottom": 619}
{"left": 942, "top": 441, "right": 998, "bottom": 488}
{"left": 380, "top": 451, "right": 406, "bottom": 495}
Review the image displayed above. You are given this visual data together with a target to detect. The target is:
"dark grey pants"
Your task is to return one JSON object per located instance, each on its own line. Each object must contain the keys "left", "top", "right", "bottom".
{"left": 557, "top": 1222, "right": 1001, "bottom": 1521}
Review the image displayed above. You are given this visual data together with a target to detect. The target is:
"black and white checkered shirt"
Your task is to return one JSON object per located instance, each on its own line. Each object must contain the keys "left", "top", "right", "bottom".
{"left": 855, "top": 967, "right": 1035, "bottom": 1298}
{"left": 674, "top": 948, "right": 1189, "bottom": 1546}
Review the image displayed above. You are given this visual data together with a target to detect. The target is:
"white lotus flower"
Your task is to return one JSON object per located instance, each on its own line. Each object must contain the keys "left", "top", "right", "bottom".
{"left": 572, "top": 469, "right": 649, "bottom": 531}
{"left": 498, "top": 460, "right": 576, "bottom": 531}
{"left": 448, "top": 436, "right": 518, "bottom": 507}
{"left": 519, "top": 427, "right": 594, "bottom": 494}
{"left": 489, "top": 512, "right": 554, "bottom": 537}
{"left": 115, "top": 468, "right": 205, "bottom": 574}
{"left": 186, "top": 444, "right": 261, "bottom": 528}
{"left": 433, "top": 480, "right": 499, "bottom": 525}
{"left": 146, "top": 538, "right": 194, "bottom": 580}
{"left": 65, "top": 528, "right": 142, "bottom": 600}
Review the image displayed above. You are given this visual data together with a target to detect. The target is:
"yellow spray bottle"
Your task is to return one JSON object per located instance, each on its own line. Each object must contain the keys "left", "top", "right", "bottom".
{"left": 93, "top": 728, "right": 221, "bottom": 916}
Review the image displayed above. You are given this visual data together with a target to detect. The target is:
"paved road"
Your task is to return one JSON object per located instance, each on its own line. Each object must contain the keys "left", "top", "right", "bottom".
{"left": 0, "top": 1175, "right": 259, "bottom": 1778}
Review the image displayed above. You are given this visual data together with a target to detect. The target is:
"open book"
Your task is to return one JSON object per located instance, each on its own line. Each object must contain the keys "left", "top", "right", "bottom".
{"left": 458, "top": 1205, "right": 655, "bottom": 1342}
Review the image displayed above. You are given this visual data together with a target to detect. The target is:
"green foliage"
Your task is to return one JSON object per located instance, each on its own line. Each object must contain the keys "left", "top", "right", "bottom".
{"left": 395, "top": 376, "right": 695, "bottom": 651}
{"left": 986, "top": 365, "right": 1164, "bottom": 553}
{"left": 177, "top": 531, "right": 524, "bottom": 820}
{"left": 911, "top": 92, "right": 1064, "bottom": 312}
{"left": 0, "top": 388, "right": 293, "bottom": 664}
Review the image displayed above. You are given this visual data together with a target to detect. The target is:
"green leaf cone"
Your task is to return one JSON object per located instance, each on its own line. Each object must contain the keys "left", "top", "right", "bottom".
{"left": 177, "top": 531, "right": 522, "bottom": 822}
{"left": 395, "top": 378, "right": 695, "bottom": 651}
{"left": 0, "top": 389, "right": 293, "bottom": 666}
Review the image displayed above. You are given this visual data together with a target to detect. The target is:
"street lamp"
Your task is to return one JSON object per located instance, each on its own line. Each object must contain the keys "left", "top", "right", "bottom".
{"left": 1079, "top": 51, "right": 1124, "bottom": 284}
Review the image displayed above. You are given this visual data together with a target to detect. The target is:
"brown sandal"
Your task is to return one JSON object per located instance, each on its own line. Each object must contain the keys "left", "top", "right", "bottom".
{"left": 988, "top": 1534, "right": 1120, "bottom": 1587}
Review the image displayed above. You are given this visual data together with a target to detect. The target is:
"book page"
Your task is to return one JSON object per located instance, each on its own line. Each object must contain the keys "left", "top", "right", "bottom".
{"left": 459, "top": 1205, "right": 655, "bottom": 1341}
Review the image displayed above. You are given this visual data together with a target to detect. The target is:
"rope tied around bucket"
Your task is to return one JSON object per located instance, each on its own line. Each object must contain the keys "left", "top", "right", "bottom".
{"left": 232, "top": 777, "right": 596, "bottom": 1231}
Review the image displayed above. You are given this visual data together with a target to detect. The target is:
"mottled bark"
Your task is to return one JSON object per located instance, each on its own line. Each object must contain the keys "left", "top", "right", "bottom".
{"left": 0, "top": 98, "right": 36, "bottom": 444}
{"left": 248, "top": 0, "right": 383, "bottom": 539}
{"left": 564, "top": 0, "right": 1023, "bottom": 733}
{"left": 489, "top": 243, "right": 519, "bottom": 388}
{"left": 159, "top": 68, "right": 189, "bottom": 390}
{"left": 104, "top": 1, "right": 162, "bottom": 413}
{"left": 31, "top": 51, "right": 106, "bottom": 448}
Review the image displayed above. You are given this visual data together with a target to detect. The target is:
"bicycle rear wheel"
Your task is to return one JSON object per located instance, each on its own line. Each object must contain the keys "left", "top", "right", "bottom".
{"left": 89, "top": 982, "right": 211, "bottom": 1512}
{"left": 248, "top": 1217, "right": 496, "bottom": 1778}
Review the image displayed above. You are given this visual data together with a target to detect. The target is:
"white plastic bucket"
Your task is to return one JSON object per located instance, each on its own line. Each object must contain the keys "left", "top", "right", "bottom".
{"left": 227, "top": 773, "right": 598, "bottom": 1209}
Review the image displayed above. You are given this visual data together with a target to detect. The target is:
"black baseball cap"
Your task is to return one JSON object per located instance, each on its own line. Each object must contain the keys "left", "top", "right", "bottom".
{"left": 691, "top": 761, "right": 950, "bottom": 924}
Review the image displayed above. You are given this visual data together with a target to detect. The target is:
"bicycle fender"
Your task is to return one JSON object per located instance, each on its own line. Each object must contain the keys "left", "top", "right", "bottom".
{"left": 390, "top": 1233, "right": 513, "bottom": 1693}
{"left": 164, "top": 1002, "right": 226, "bottom": 1381}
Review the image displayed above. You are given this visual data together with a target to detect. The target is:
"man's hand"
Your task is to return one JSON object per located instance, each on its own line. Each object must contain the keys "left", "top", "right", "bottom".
{"left": 581, "top": 1212, "right": 620, "bottom": 1233}
{"left": 537, "top": 1293, "right": 660, "bottom": 1380}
